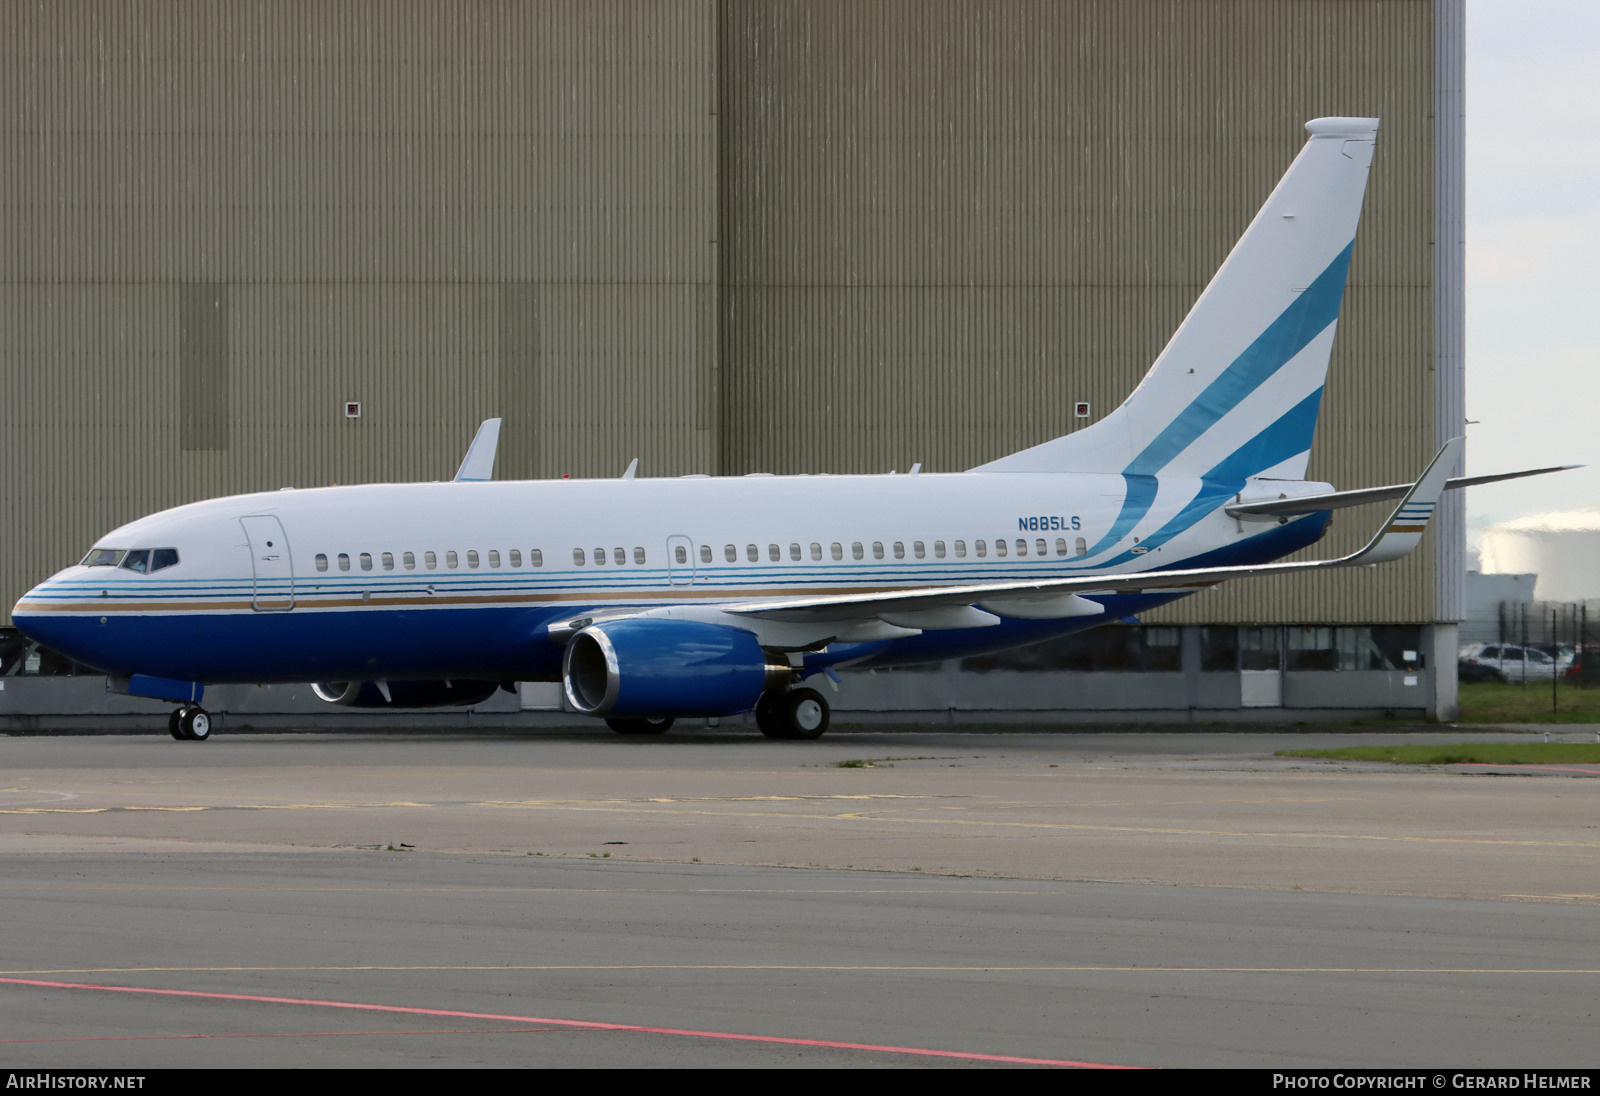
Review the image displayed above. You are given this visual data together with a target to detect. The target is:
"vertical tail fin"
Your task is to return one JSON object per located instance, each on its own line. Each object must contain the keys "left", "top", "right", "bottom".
{"left": 974, "top": 117, "right": 1379, "bottom": 479}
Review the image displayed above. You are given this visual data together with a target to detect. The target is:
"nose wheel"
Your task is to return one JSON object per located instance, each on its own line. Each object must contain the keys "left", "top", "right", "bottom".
{"left": 755, "top": 687, "right": 830, "bottom": 740}
{"left": 168, "top": 705, "right": 212, "bottom": 742}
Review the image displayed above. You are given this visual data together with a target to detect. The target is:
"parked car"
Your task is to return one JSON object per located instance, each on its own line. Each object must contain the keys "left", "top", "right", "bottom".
{"left": 1458, "top": 643, "right": 1571, "bottom": 683}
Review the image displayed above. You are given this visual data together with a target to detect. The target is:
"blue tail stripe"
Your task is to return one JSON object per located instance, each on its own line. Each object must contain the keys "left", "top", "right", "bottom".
{"left": 1200, "top": 388, "right": 1325, "bottom": 483}
{"left": 1078, "top": 244, "right": 1352, "bottom": 560}
{"left": 1124, "top": 241, "right": 1354, "bottom": 477}
{"left": 1091, "top": 391, "right": 1328, "bottom": 566}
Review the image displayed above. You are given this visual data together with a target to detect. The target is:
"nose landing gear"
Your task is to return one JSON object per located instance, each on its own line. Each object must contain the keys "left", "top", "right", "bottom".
{"left": 168, "top": 705, "right": 212, "bottom": 742}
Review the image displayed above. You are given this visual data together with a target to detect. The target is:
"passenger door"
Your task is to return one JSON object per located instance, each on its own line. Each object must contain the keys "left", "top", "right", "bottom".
{"left": 240, "top": 514, "right": 295, "bottom": 611}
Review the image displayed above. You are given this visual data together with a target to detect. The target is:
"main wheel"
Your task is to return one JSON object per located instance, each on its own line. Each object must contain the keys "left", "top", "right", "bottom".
{"left": 179, "top": 706, "right": 212, "bottom": 742}
{"left": 754, "top": 693, "right": 792, "bottom": 739}
{"left": 605, "top": 716, "right": 674, "bottom": 735}
{"left": 781, "top": 689, "right": 830, "bottom": 739}
{"left": 168, "top": 709, "right": 188, "bottom": 741}
{"left": 759, "top": 688, "right": 830, "bottom": 740}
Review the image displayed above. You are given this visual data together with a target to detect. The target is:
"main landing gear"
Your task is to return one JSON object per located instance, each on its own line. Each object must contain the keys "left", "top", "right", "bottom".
{"left": 168, "top": 705, "right": 212, "bottom": 742}
{"left": 755, "top": 687, "right": 830, "bottom": 740}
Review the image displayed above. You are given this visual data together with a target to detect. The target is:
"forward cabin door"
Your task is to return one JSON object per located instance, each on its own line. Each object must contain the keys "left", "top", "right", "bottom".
{"left": 241, "top": 514, "right": 295, "bottom": 611}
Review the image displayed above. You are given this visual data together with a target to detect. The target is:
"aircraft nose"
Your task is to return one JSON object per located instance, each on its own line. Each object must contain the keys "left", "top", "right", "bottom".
{"left": 11, "top": 574, "right": 116, "bottom": 672}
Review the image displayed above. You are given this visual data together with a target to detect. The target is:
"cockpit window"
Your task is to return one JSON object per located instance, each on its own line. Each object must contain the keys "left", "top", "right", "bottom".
{"left": 97, "top": 547, "right": 179, "bottom": 574}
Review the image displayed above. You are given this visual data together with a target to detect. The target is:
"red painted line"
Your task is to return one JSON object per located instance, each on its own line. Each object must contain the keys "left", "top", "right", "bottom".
{"left": 0, "top": 976, "right": 1135, "bottom": 1068}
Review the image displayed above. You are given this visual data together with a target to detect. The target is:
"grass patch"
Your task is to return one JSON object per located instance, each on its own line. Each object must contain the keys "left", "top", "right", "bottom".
{"left": 1278, "top": 742, "right": 1600, "bottom": 765}
{"left": 1459, "top": 681, "right": 1600, "bottom": 724}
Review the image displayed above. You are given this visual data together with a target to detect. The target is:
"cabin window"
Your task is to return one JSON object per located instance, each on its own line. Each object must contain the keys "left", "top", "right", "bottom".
{"left": 851, "top": 542, "right": 864, "bottom": 560}
{"left": 82, "top": 548, "right": 124, "bottom": 567}
{"left": 1076, "top": 537, "right": 1088, "bottom": 557}
{"left": 789, "top": 543, "right": 801, "bottom": 561}
{"left": 315, "top": 554, "right": 329, "bottom": 572}
{"left": 593, "top": 548, "right": 605, "bottom": 565}
{"left": 995, "top": 540, "right": 1008, "bottom": 558}
{"left": 934, "top": 541, "right": 946, "bottom": 559}
{"left": 466, "top": 550, "right": 479, "bottom": 569}
{"left": 954, "top": 540, "right": 967, "bottom": 558}
{"left": 1036, "top": 539, "right": 1047, "bottom": 557}
{"left": 700, "top": 545, "right": 713, "bottom": 564}
{"left": 893, "top": 542, "right": 905, "bottom": 560}
{"left": 446, "top": 551, "right": 460, "bottom": 569}
{"left": 614, "top": 547, "right": 626, "bottom": 565}
{"left": 913, "top": 541, "right": 925, "bottom": 559}
{"left": 488, "top": 550, "right": 500, "bottom": 568}
{"left": 634, "top": 547, "right": 646, "bottom": 565}
{"left": 357, "top": 552, "right": 372, "bottom": 571}
{"left": 573, "top": 549, "right": 586, "bottom": 566}
{"left": 675, "top": 544, "right": 688, "bottom": 565}
{"left": 724, "top": 544, "right": 737, "bottom": 563}
{"left": 768, "top": 544, "right": 781, "bottom": 562}
{"left": 402, "top": 551, "right": 416, "bottom": 570}
{"left": 508, "top": 550, "right": 520, "bottom": 568}
{"left": 1055, "top": 538, "right": 1068, "bottom": 557}
{"left": 830, "top": 542, "right": 843, "bottom": 561}
{"left": 975, "top": 540, "right": 987, "bottom": 558}
{"left": 746, "top": 544, "right": 759, "bottom": 562}
{"left": 382, "top": 551, "right": 395, "bottom": 571}
{"left": 810, "top": 543, "right": 822, "bottom": 561}
{"left": 872, "top": 541, "right": 884, "bottom": 560}
{"left": 338, "top": 553, "right": 352, "bottom": 571}
{"left": 531, "top": 549, "right": 543, "bottom": 567}
{"left": 425, "top": 550, "right": 438, "bottom": 569}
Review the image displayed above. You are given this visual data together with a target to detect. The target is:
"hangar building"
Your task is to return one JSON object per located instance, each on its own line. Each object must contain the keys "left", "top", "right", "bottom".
{"left": 0, "top": 0, "right": 1465, "bottom": 726}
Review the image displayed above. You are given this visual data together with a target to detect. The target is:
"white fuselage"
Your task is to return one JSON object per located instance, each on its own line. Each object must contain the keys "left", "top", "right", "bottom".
{"left": 13, "top": 469, "right": 1333, "bottom": 686}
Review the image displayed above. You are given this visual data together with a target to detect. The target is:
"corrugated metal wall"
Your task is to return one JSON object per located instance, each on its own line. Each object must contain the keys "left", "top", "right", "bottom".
{"left": 2, "top": 0, "right": 1448, "bottom": 630}
{"left": 717, "top": 0, "right": 1440, "bottom": 624}
{"left": 1, "top": 0, "right": 719, "bottom": 619}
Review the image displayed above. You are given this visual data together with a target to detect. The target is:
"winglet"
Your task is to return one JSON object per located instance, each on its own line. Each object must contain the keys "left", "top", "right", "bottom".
{"left": 453, "top": 419, "right": 502, "bottom": 483}
{"left": 1344, "top": 437, "right": 1463, "bottom": 565}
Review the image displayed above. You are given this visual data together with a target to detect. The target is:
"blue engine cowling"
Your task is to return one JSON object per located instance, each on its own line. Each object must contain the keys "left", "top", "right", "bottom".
{"left": 311, "top": 680, "right": 502, "bottom": 709}
{"left": 562, "top": 618, "right": 786, "bottom": 718}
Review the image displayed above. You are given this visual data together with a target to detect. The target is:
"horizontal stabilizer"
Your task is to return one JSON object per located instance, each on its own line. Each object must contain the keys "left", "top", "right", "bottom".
{"left": 1226, "top": 464, "right": 1578, "bottom": 518}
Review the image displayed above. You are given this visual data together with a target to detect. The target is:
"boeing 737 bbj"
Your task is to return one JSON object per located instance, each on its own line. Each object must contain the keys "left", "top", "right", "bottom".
{"left": 11, "top": 118, "right": 1566, "bottom": 741}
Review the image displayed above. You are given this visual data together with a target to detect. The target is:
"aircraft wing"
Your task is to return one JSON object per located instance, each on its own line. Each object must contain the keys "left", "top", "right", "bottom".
{"left": 546, "top": 439, "right": 1463, "bottom": 641}
{"left": 720, "top": 438, "right": 1462, "bottom": 628}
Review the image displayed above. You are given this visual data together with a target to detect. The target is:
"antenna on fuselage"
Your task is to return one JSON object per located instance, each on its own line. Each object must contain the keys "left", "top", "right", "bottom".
{"left": 453, "top": 418, "right": 502, "bottom": 482}
{"left": 621, "top": 458, "right": 639, "bottom": 481}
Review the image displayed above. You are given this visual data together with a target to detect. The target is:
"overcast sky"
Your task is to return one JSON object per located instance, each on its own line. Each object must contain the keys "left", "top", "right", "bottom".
{"left": 1463, "top": 0, "right": 1600, "bottom": 541}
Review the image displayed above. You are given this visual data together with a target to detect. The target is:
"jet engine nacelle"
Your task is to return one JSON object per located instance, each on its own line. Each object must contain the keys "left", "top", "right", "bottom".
{"left": 311, "top": 679, "right": 501, "bottom": 709}
{"left": 562, "top": 618, "right": 788, "bottom": 718}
